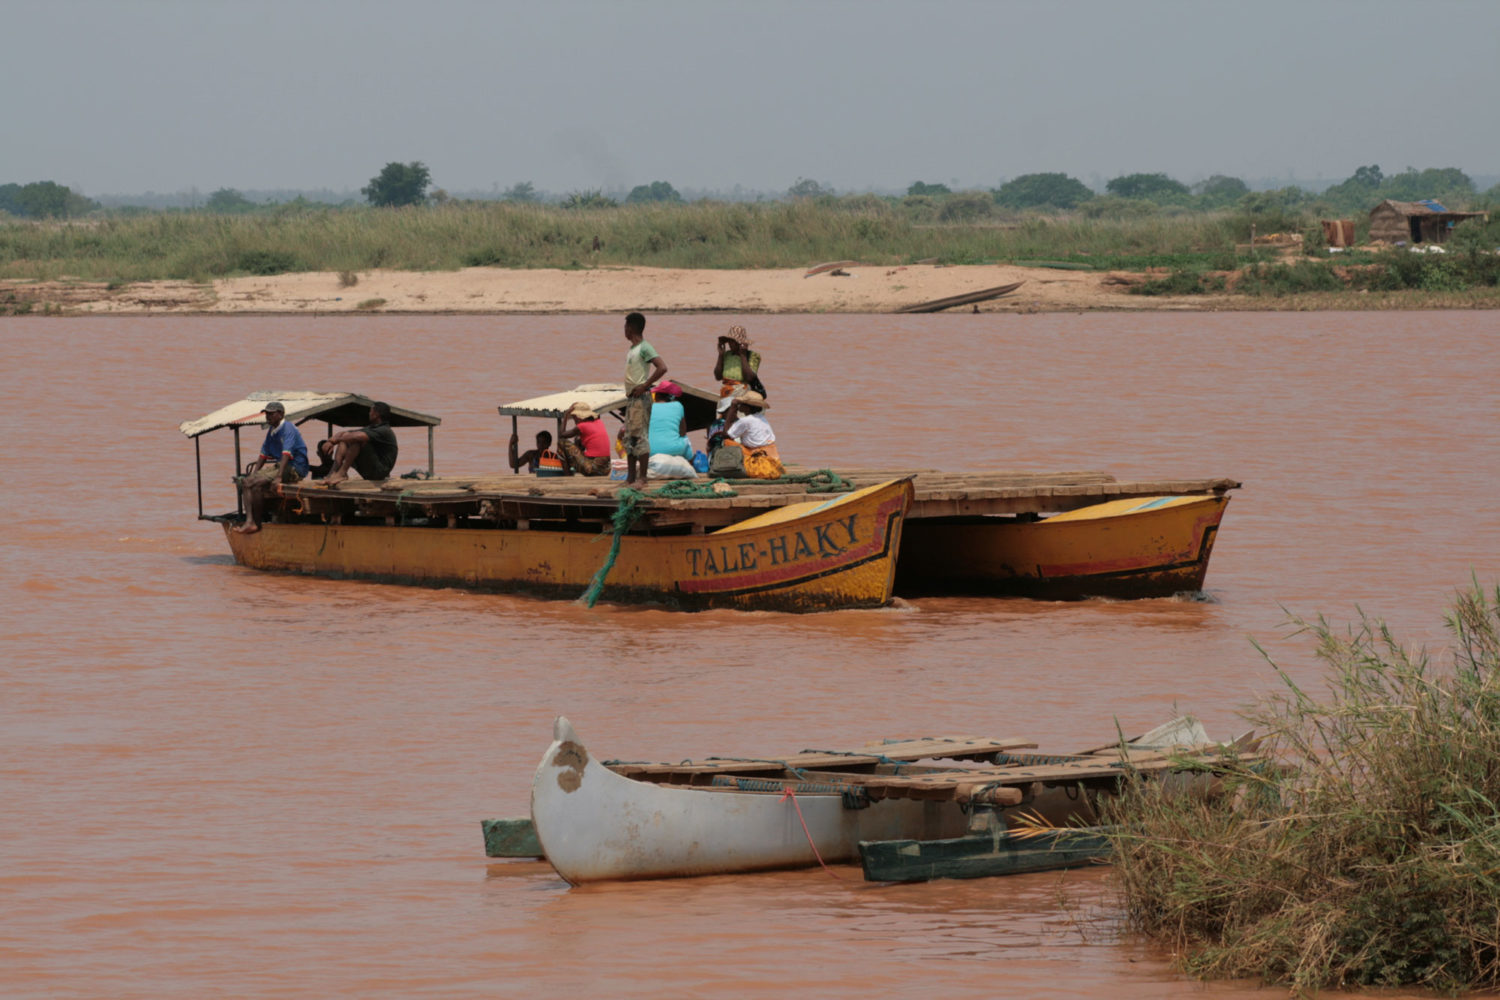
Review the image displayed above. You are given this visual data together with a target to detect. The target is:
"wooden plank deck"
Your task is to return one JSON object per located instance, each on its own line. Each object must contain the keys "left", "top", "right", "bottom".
{"left": 278, "top": 466, "right": 1240, "bottom": 530}
{"left": 702, "top": 770, "right": 1029, "bottom": 806}
{"left": 603, "top": 733, "right": 1237, "bottom": 805}
{"left": 605, "top": 735, "right": 1040, "bottom": 782}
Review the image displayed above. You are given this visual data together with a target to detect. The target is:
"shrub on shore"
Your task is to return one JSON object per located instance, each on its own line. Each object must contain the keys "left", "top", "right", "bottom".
{"left": 1107, "top": 581, "right": 1500, "bottom": 991}
{"left": 1132, "top": 268, "right": 1227, "bottom": 295}
{"left": 1237, "top": 259, "right": 1345, "bottom": 295}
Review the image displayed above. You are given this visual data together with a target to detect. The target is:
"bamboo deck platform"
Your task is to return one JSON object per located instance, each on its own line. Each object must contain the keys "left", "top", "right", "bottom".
{"left": 278, "top": 466, "right": 1240, "bottom": 532}
{"left": 602, "top": 733, "right": 1235, "bottom": 806}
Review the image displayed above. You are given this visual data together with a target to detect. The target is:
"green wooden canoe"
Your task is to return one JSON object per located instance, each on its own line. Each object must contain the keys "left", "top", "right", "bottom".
{"left": 482, "top": 817, "right": 543, "bottom": 858}
{"left": 859, "top": 826, "right": 1112, "bottom": 883}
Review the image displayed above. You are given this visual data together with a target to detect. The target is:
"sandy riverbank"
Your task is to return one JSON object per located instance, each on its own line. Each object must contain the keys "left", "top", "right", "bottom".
{"left": 2, "top": 263, "right": 1228, "bottom": 315}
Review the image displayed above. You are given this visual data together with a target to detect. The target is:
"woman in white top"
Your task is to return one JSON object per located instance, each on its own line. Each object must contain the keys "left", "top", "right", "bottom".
{"left": 716, "top": 390, "right": 782, "bottom": 479}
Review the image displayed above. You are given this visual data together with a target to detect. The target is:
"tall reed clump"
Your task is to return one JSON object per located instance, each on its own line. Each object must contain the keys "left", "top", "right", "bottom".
{"left": 1107, "top": 581, "right": 1500, "bottom": 991}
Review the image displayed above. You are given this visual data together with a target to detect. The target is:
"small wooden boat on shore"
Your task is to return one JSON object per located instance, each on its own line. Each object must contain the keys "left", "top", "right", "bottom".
{"left": 893, "top": 280, "right": 1025, "bottom": 313}
{"left": 897, "top": 493, "right": 1231, "bottom": 599}
{"left": 528, "top": 716, "right": 1233, "bottom": 883}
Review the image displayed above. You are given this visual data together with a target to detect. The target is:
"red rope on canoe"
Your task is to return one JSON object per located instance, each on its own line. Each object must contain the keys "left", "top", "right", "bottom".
{"left": 779, "top": 786, "right": 844, "bottom": 880}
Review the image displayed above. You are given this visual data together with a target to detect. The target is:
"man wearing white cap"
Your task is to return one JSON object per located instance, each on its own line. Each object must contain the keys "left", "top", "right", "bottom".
{"left": 234, "top": 400, "right": 308, "bottom": 534}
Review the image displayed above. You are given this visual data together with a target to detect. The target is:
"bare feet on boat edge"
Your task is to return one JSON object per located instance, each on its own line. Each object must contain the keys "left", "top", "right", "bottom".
{"left": 322, "top": 472, "right": 347, "bottom": 487}
{"left": 232, "top": 523, "right": 261, "bottom": 535}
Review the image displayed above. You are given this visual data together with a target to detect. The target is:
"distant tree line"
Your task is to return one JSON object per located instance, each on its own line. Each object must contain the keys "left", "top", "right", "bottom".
{"left": 981, "top": 165, "right": 1489, "bottom": 217}
{"left": 7, "top": 161, "right": 1499, "bottom": 223}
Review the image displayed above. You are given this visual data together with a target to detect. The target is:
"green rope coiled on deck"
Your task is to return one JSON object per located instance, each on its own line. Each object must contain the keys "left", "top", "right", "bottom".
{"left": 648, "top": 478, "right": 738, "bottom": 500}
{"left": 776, "top": 468, "right": 853, "bottom": 493}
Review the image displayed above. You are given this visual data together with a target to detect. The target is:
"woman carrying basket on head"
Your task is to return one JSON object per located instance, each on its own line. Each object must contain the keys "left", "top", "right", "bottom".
{"left": 713, "top": 325, "right": 765, "bottom": 398}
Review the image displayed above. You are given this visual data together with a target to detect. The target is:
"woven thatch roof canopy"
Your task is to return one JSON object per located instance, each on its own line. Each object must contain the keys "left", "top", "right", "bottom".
{"left": 498, "top": 380, "right": 740, "bottom": 433}
{"left": 179, "top": 391, "right": 441, "bottom": 439}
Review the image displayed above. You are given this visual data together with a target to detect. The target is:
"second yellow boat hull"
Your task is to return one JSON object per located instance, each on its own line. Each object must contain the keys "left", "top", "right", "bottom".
{"left": 896, "top": 495, "right": 1229, "bottom": 600}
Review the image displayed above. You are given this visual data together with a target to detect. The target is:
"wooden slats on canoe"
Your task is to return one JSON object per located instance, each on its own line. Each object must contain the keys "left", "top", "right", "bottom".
{"left": 678, "top": 754, "right": 1189, "bottom": 804}
{"left": 605, "top": 735, "right": 1039, "bottom": 781}
{"left": 849, "top": 755, "right": 1186, "bottom": 802}
{"left": 851, "top": 771, "right": 1027, "bottom": 805}
{"left": 609, "top": 744, "right": 1227, "bottom": 804}
{"left": 703, "top": 769, "right": 1027, "bottom": 806}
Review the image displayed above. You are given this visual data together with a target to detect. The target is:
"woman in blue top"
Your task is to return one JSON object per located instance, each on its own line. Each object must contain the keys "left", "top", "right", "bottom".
{"left": 647, "top": 381, "right": 694, "bottom": 461}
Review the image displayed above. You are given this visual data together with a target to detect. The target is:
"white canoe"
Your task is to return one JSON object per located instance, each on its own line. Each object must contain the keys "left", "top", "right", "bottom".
{"left": 530, "top": 717, "right": 974, "bottom": 883}
{"left": 528, "top": 716, "right": 1221, "bottom": 884}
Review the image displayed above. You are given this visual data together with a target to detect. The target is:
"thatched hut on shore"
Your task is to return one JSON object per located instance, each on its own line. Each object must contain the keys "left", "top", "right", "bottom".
{"left": 1368, "top": 199, "right": 1487, "bottom": 244}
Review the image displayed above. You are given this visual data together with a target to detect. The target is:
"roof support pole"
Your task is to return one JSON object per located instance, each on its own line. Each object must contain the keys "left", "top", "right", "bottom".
{"left": 428, "top": 425, "right": 435, "bottom": 478}
{"left": 195, "top": 436, "right": 204, "bottom": 520}
{"left": 511, "top": 415, "right": 519, "bottom": 474}
{"left": 233, "top": 427, "right": 243, "bottom": 517}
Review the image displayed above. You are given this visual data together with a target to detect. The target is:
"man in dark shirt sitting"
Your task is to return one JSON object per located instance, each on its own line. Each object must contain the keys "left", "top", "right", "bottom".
{"left": 323, "top": 401, "right": 400, "bottom": 486}
{"left": 508, "top": 429, "right": 563, "bottom": 475}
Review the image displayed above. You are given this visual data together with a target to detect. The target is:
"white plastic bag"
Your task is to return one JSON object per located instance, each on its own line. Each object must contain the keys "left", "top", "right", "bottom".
{"left": 647, "top": 455, "right": 698, "bottom": 480}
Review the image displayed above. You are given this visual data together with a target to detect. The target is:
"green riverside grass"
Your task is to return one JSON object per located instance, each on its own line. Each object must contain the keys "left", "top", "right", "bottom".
{"left": 1106, "top": 581, "right": 1500, "bottom": 991}
{"left": 4, "top": 202, "right": 1494, "bottom": 305}
{"left": 0, "top": 202, "right": 1297, "bottom": 282}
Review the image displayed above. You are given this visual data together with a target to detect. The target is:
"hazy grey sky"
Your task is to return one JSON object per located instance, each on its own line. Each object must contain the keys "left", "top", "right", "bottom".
{"left": 7, "top": 0, "right": 1499, "bottom": 197}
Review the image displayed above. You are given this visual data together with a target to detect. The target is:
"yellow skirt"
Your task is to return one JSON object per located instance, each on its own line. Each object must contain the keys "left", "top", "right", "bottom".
{"left": 742, "top": 442, "right": 783, "bottom": 480}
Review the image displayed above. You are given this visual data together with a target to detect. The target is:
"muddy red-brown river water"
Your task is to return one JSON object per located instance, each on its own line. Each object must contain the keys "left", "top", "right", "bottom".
{"left": 3, "top": 311, "right": 1498, "bottom": 999}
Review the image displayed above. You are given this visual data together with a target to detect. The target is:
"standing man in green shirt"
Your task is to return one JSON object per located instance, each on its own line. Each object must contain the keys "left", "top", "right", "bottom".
{"left": 622, "top": 311, "right": 668, "bottom": 487}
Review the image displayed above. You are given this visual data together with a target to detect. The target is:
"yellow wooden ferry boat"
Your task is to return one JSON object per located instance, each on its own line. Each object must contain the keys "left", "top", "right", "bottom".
{"left": 184, "top": 391, "right": 912, "bottom": 611}
{"left": 221, "top": 477, "right": 912, "bottom": 611}
{"left": 182, "top": 390, "right": 1237, "bottom": 610}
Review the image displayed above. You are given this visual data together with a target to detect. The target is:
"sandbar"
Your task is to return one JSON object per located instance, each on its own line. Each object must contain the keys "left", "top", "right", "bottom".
{"left": 3, "top": 264, "right": 1228, "bottom": 315}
